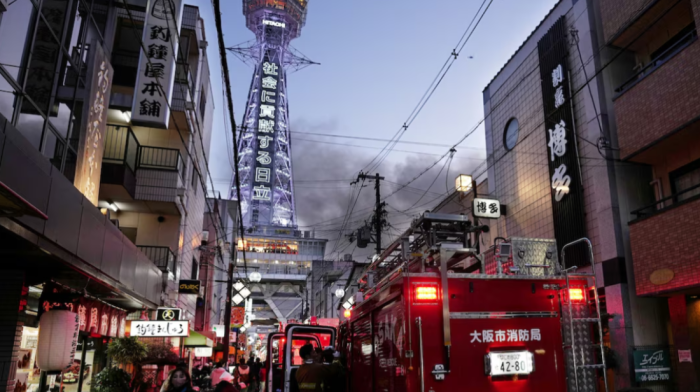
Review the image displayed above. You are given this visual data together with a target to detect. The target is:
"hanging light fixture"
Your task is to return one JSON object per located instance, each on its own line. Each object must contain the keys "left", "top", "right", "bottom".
{"left": 455, "top": 174, "right": 473, "bottom": 192}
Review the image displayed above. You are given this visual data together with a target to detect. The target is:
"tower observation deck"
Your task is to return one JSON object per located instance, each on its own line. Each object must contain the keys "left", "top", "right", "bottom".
{"left": 231, "top": 0, "right": 312, "bottom": 231}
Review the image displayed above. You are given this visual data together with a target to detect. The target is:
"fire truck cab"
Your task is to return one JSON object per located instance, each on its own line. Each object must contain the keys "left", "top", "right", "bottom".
{"left": 340, "top": 213, "right": 608, "bottom": 392}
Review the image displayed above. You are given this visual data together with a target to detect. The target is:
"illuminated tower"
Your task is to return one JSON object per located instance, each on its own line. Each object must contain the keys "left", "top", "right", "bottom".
{"left": 229, "top": 0, "right": 315, "bottom": 230}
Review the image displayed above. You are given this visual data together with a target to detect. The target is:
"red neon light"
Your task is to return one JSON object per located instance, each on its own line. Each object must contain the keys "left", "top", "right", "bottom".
{"left": 415, "top": 286, "right": 438, "bottom": 301}
{"left": 569, "top": 288, "right": 585, "bottom": 302}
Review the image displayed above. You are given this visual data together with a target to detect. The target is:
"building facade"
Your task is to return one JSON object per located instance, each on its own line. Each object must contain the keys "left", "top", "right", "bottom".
{"left": 480, "top": 0, "right": 700, "bottom": 390}
{"left": 0, "top": 0, "right": 217, "bottom": 390}
{"left": 598, "top": 0, "right": 700, "bottom": 390}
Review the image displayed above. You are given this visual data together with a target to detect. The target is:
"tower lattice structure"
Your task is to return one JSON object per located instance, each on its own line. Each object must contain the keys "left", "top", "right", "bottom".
{"left": 230, "top": 0, "right": 315, "bottom": 230}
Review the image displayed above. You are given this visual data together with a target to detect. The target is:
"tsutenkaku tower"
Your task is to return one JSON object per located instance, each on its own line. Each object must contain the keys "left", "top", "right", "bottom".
{"left": 231, "top": 0, "right": 314, "bottom": 230}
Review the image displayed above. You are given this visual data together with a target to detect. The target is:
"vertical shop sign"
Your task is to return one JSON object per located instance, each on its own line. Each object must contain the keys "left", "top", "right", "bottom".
{"left": 74, "top": 43, "right": 113, "bottom": 206}
{"left": 131, "top": 0, "right": 184, "bottom": 128}
{"left": 536, "top": 16, "right": 587, "bottom": 267}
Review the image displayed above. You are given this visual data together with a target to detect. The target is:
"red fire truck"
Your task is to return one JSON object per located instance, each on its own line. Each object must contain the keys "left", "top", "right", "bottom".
{"left": 337, "top": 213, "right": 608, "bottom": 392}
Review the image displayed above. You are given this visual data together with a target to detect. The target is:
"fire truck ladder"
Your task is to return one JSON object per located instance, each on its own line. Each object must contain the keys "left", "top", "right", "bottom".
{"left": 560, "top": 238, "right": 609, "bottom": 392}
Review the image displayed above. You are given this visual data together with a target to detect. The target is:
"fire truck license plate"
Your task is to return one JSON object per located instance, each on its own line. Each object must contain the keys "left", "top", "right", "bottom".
{"left": 486, "top": 351, "right": 534, "bottom": 376}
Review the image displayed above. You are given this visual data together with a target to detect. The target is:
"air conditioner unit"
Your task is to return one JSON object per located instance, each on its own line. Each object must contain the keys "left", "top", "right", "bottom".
{"left": 199, "top": 39, "right": 208, "bottom": 49}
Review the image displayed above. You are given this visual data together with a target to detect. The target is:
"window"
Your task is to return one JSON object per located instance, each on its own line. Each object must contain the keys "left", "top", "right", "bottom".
{"left": 503, "top": 118, "right": 519, "bottom": 151}
{"left": 670, "top": 159, "right": 700, "bottom": 202}
{"left": 191, "top": 166, "right": 200, "bottom": 195}
{"left": 198, "top": 85, "right": 207, "bottom": 117}
{"left": 191, "top": 258, "right": 199, "bottom": 280}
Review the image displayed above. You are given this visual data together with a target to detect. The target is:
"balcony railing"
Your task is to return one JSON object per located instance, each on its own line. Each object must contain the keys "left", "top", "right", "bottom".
{"left": 614, "top": 28, "right": 698, "bottom": 96}
{"left": 138, "top": 246, "right": 176, "bottom": 274}
{"left": 104, "top": 125, "right": 139, "bottom": 172}
{"left": 630, "top": 182, "right": 700, "bottom": 221}
{"left": 105, "top": 124, "right": 185, "bottom": 180}
{"left": 138, "top": 146, "right": 185, "bottom": 180}
{"left": 238, "top": 265, "right": 311, "bottom": 276}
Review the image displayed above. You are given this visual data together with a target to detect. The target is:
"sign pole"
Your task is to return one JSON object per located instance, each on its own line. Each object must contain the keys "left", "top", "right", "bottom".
{"left": 471, "top": 178, "right": 480, "bottom": 254}
{"left": 222, "top": 263, "right": 234, "bottom": 365}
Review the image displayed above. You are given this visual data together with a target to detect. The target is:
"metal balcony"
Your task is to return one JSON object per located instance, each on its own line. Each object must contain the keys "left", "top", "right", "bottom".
{"left": 137, "top": 245, "right": 177, "bottom": 277}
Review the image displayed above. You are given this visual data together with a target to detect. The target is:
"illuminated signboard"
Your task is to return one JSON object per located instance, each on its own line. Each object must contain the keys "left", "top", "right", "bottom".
{"left": 131, "top": 0, "right": 184, "bottom": 128}
{"left": 74, "top": 44, "right": 113, "bottom": 206}
{"left": 263, "top": 20, "right": 286, "bottom": 28}
{"left": 194, "top": 347, "right": 213, "bottom": 357}
{"left": 178, "top": 280, "right": 200, "bottom": 294}
{"left": 130, "top": 321, "right": 189, "bottom": 337}
{"left": 472, "top": 198, "right": 501, "bottom": 219}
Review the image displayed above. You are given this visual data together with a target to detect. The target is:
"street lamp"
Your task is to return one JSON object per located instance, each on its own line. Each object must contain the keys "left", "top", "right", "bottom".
{"left": 455, "top": 174, "right": 473, "bottom": 192}
{"left": 335, "top": 288, "right": 345, "bottom": 298}
{"left": 249, "top": 271, "right": 262, "bottom": 283}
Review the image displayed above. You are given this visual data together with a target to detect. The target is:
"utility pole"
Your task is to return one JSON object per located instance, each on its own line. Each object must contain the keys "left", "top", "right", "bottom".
{"left": 355, "top": 172, "right": 385, "bottom": 255}
{"left": 222, "top": 263, "right": 234, "bottom": 365}
{"left": 471, "top": 177, "right": 480, "bottom": 254}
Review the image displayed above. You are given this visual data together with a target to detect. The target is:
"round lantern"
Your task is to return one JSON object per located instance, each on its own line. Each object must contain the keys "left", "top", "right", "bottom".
{"left": 37, "top": 310, "right": 80, "bottom": 371}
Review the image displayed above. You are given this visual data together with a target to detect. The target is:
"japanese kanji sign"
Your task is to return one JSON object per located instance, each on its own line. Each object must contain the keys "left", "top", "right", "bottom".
{"left": 472, "top": 198, "right": 501, "bottom": 219}
{"left": 469, "top": 328, "right": 541, "bottom": 343}
{"left": 74, "top": 43, "right": 113, "bottom": 206}
{"left": 131, "top": 0, "right": 184, "bottom": 128}
{"left": 129, "top": 320, "right": 189, "bottom": 337}
{"left": 537, "top": 16, "right": 587, "bottom": 267}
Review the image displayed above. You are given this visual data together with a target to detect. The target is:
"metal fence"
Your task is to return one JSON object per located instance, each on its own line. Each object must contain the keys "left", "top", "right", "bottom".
{"left": 104, "top": 125, "right": 139, "bottom": 171}
{"left": 138, "top": 145, "right": 184, "bottom": 180}
{"left": 105, "top": 124, "right": 184, "bottom": 179}
{"left": 137, "top": 246, "right": 176, "bottom": 274}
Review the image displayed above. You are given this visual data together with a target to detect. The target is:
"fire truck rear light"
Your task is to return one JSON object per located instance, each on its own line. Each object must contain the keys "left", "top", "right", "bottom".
{"left": 344, "top": 309, "right": 351, "bottom": 318}
{"left": 569, "top": 288, "right": 585, "bottom": 302}
{"left": 415, "top": 286, "right": 438, "bottom": 301}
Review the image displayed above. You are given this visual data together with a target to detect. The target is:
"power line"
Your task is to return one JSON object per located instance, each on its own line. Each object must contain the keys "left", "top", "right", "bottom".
{"left": 363, "top": 0, "right": 494, "bottom": 174}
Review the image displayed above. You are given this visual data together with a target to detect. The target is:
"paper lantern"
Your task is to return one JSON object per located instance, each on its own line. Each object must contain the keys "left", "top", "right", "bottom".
{"left": 37, "top": 310, "right": 80, "bottom": 371}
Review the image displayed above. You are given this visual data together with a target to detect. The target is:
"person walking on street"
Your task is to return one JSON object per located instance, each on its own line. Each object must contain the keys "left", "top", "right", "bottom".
{"left": 213, "top": 373, "right": 237, "bottom": 392}
{"left": 296, "top": 344, "right": 330, "bottom": 392}
{"left": 234, "top": 357, "right": 252, "bottom": 391}
{"left": 161, "top": 368, "right": 197, "bottom": 392}
{"left": 211, "top": 361, "right": 231, "bottom": 388}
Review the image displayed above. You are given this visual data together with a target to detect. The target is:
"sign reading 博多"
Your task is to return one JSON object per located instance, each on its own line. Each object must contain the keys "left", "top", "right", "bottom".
{"left": 634, "top": 349, "right": 671, "bottom": 382}
{"left": 178, "top": 280, "right": 200, "bottom": 294}
{"left": 156, "top": 308, "right": 181, "bottom": 321}
{"left": 473, "top": 198, "right": 501, "bottom": 219}
{"left": 537, "top": 16, "right": 587, "bottom": 267}
{"left": 74, "top": 43, "right": 113, "bottom": 206}
{"left": 130, "top": 320, "right": 189, "bottom": 337}
{"left": 131, "top": 0, "right": 184, "bottom": 128}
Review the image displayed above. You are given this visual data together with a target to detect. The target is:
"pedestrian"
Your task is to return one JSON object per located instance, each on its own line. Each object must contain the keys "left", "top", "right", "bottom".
{"left": 296, "top": 344, "right": 330, "bottom": 392}
{"left": 329, "top": 351, "right": 347, "bottom": 392}
{"left": 259, "top": 360, "right": 268, "bottom": 391}
{"left": 161, "top": 368, "right": 196, "bottom": 392}
{"left": 213, "top": 372, "right": 237, "bottom": 392}
{"left": 252, "top": 357, "right": 263, "bottom": 391}
{"left": 211, "top": 360, "right": 231, "bottom": 388}
{"left": 234, "top": 357, "right": 252, "bottom": 391}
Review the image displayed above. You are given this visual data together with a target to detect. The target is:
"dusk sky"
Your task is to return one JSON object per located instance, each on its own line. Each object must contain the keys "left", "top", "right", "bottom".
{"left": 192, "top": 0, "right": 560, "bottom": 257}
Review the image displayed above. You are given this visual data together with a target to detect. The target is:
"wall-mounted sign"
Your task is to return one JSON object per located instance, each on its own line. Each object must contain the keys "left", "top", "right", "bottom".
{"left": 212, "top": 324, "right": 225, "bottom": 338}
{"left": 263, "top": 19, "right": 285, "bottom": 28}
{"left": 537, "top": 16, "right": 587, "bottom": 267}
{"left": 473, "top": 198, "right": 501, "bottom": 219}
{"left": 74, "top": 43, "right": 114, "bottom": 206}
{"left": 178, "top": 280, "right": 201, "bottom": 294}
{"left": 194, "top": 347, "right": 213, "bottom": 357}
{"left": 231, "top": 306, "right": 245, "bottom": 327}
{"left": 131, "top": 0, "right": 184, "bottom": 128}
{"left": 130, "top": 320, "right": 189, "bottom": 337}
{"left": 634, "top": 349, "right": 671, "bottom": 382}
{"left": 679, "top": 349, "right": 692, "bottom": 363}
{"left": 156, "top": 307, "right": 182, "bottom": 321}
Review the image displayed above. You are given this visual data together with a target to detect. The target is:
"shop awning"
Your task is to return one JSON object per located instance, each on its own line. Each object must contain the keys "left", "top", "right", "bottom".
{"left": 183, "top": 331, "right": 214, "bottom": 347}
